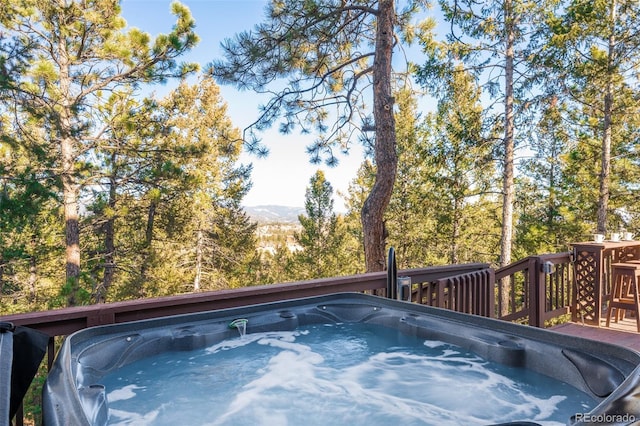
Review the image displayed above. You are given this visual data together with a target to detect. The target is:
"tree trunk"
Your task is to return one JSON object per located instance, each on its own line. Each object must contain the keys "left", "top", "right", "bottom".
{"left": 139, "top": 199, "right": 157, "bottom": 297}
{"left": 499, "top": 0, "right": 515, "bottom": 316}
{"left": 54, "top": 18, "right": 82, "bottom": 307}
{"left": 28, "top": 243, "right": 37, "bottom": 304}
{"left": 451, "top": 197, "right": 460, "bottom": 264}
{"left": 98, "top": 169, "right": 117, "bottom": 304}
{"left": 194, "top": 227, "right": 203, "bottom": 291}
{"left": 361, "top": 0, "right": 397, "bottom": 272}
{"left": 597, "top": 0, "right": 616, "bottom": 234}
{"left": 145, "top": 200, "right": 157, "bottom": 247}
{"left": 62, "top": 135, "right": 81, "bottom": 306}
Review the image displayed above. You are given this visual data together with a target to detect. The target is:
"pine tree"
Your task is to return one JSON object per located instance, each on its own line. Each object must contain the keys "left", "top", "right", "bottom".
{"left": 537, "top": 0, "right": 640, "bottom": 234}
{"left": 84, "top": 75, "right": 258, "bottom": 300}
{"left": 2, "top": 0, "right": 198, "bottom": 305}
{"left": 426, "top": 65, "right": 498, "bottom": 264}
{"left": 516, "top": 96, "right": 589, "bottom": 254}
{"left": 384, "top": 88, "right": 439, "bottom": 268}
{"left": 342, "top": 161, "right": 375, "bottom": 274}
{"left": 258, "top": 242, "right": 297, "bottom": 285}
{"left": 416, "top": 0, "right": 549, "bottom": 313}
{"left": 0, "top": 140, "right": 63, "bottom": 311}
{"left": 293, "top": 170, "right": 348, "bottom": 279}
{"left": 151, "top": 75, "right": 257, "bottom": 293}
{"left": 210, "top": 0, "right": 430, "bottom": 272}
{"left": 0, "top": 86, "right": 63, "bottom": 311}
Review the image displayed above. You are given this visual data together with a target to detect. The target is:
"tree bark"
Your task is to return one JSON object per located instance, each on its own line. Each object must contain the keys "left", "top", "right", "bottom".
{"left": 361, "top": 0, "right": 397, "bottom": 272}
{"left": 62, "top": 134, "right": 81, "bottom": 306}
{"left": 52, "top": 6, "right": 82, "bottom": 306}
{"left": 138, "top": 198, "right": 157, "bottom": 297}
{"left": 451, "top": 197, "right": 460, "bottom": 264}
{"left": 499, "top": 0, "right": 515, "bottom": 316}
{"left": 59, "top": 42, "right": 82, "bottom": 306}
{"left": 28, "top": 235, "right": 37, "bottom": 304}
{"left": 194, "top": 227, "right": 203, "bottom": 291}
{"left": 597, "top": 0, "right": 616, "bottom": 234}
{"left": 98, "top": 168, "right": 117, "bottom": 304}
{"left": 145, "top": 200, "right": 157, "bottom": 247}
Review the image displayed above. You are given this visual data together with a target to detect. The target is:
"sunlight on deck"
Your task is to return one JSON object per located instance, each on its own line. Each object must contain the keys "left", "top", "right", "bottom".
{"left": 552, "top": 318, "right": 640, "bottom": 352}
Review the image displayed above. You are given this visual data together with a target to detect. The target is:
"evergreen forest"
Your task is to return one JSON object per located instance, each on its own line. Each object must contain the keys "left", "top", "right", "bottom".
{"left": 2, "top": 0, "right": 640, "bottom": 318}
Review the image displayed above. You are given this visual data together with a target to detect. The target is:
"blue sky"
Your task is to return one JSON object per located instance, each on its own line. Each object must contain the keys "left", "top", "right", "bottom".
{"left": 120, "top": 0, "right": 366, "bottom": 211}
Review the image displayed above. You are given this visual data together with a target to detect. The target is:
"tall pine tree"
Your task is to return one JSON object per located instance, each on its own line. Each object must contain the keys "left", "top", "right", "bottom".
{"left": 538, "top": 0, "right": 640, "bottom": 234}
{"left": 293, "top": 170, "right": 349, "bottom": 279}
{"left": 2, "top": 0, "right": 198, "bottom": 305}
{"left": 210, "top": 0, "right": 429, "bottom": 272}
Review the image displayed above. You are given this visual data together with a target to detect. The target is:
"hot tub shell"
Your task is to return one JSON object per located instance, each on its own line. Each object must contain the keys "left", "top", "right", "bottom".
{"left": 43, "top": 293, "right": 640, "bottom": 425}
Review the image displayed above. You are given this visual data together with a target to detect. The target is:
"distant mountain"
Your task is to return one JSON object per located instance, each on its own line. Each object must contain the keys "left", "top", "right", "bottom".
{"left": 244, "top": 205, "right": 305, "bottom": 223}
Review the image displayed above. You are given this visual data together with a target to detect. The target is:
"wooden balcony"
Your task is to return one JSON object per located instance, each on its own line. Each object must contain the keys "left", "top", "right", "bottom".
{"left": 2, "top": 249, "right": 639, "bottom": 425}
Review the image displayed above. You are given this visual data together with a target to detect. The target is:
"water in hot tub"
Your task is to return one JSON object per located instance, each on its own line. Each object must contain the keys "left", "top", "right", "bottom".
{"left": 99, "top": 323, "right": 596, "bottom": 425}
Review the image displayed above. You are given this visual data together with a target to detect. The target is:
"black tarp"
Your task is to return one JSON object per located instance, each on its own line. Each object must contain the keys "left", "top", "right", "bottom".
{"left": 0, "top": 322, "right": 48, "bottom": 425}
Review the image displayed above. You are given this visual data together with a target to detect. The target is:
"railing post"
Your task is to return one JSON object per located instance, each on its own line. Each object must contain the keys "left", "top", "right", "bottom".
{"left": 87, "top": 307, "right": 116, "bottom": 328}
{"left": 528, "top": 256, "right": 546, "bottom": 327}
{"left": 488, "top": 269, "right": 496, "bottom": 318}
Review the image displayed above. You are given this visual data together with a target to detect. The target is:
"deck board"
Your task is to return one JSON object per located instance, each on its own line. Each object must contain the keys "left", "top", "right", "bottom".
{"left": 550, "top": 318, "right": 640, "bottom": 352}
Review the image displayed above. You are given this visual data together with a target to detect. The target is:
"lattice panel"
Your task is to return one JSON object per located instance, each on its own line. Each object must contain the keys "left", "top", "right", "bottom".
{"left": 573, "top": 249, "right": 599, "bottom": 324}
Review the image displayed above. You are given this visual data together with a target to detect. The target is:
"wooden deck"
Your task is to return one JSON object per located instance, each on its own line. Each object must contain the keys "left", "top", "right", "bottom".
{"left": 551, "top": 318, "right": 640, "bottom": 352}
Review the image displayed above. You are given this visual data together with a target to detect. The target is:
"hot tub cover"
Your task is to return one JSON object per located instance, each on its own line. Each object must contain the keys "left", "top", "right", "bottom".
{"left": 0, "top": 322, "right": 48, "bottom": 426}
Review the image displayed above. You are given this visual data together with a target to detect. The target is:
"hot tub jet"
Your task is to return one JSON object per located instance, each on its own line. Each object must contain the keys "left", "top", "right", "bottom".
{"left": 228, "top": 318, "right": 248, "bottom": 338}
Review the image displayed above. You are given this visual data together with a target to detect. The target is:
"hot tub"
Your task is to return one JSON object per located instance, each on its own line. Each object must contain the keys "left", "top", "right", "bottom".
{"left": 43, "top": 293, "right": 640, "bottom": 425}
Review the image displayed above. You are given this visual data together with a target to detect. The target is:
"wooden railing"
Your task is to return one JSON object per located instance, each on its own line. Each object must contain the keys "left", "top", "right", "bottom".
{"left": 2, "top": 255, "right": 576, "bottom": 342}
{"left": 410, "top": 252, "right": 573, "bottom": 326}
{"left": 2, "top": 263, "right": 489, "bottom": 336}
{"left": 414, "top": 268, "right": 495, "bottom": 317}
{"left": 495, "top": 252, "right": 573, "bottom": 327}
{"left": 2, "top": 254, "right": 578, "bottom": 426}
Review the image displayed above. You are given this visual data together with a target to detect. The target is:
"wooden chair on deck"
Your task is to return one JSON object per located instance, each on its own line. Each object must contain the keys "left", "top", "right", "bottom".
{"left": 606, "top": 263, "right": 640, "bottom": 332}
